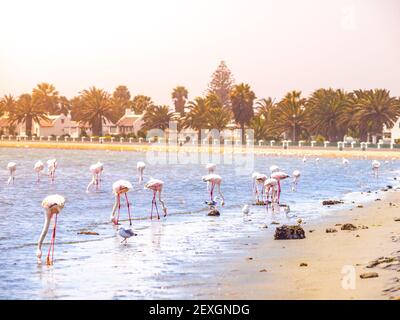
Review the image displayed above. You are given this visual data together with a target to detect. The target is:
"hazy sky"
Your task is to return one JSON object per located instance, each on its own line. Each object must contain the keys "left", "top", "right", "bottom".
{"left": 1, "top": 0, "right": 399, "bottom": 105}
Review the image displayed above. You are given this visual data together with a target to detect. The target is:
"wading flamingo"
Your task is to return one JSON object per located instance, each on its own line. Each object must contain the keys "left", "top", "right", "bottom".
{"left": 252, "top": 172, "right": 268, "bottom": 202}
{"left": 291, "top": 170, "right": 301, "bottom": 191}
{"left": 37, "top": 194, "right": 65, "bottom": 265}
{"left": 269, "top": 165, "right": 280, "bottom": 174}
{"left": 264, "top": 178, "right": 278, "bottom": 204}
{"left": 110, "top": 180, "right": 133, "bottom": 225}
{"left": 372, "top": 160, "right": 381, "bottom": 178}
{"left": 34, "top": 160, "right": 44, "bottom": 183}
{"left": 86, "top": 162, "right": 103, "bottom": 192}
{"left": 137, "top": 161, "right": 146, "bottom": 183}
{"left": 47, "top": 159, "right": 57, "bottom": 183}
{"left": 202, "top": 174, "right": 225, "bottom": 206}
{"left": 270, "top": 171, "right": 290, "bottom": 203}
{"left": 7, "top": 162, "right": 16, "bottom": 185}
{"left": 302, "top": 156, "right": 307, "bottom": 163}
{"left": 206, "top": 163, "right": 217, "bottom": 173}
{"left": 144, "top": 178, "right": 168, "bottom": 219}
{"left": 342, "top": 158, "right": 349, "bottom": 166}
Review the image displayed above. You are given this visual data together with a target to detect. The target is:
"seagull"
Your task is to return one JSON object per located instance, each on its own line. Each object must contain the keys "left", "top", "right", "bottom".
{"left": 242, "top": 204, "right": 250, "bottom": 215}
{"left": 118, "top": 226, "right": 136, "bottom": 244}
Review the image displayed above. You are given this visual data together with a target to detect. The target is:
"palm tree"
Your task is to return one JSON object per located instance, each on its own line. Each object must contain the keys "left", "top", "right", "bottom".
{"left": 350, "top": 89, "right": 400, "bottom": 142}
{"left": 306, "top": 88, "right": 350, "bottom": 142}
{"left": 256, "top": 97, "right": 275, "bottom": 119}
{"left": 32, "top": 83, "right": 60, "bottom": 114}
{"left": 205, "top": 93, "right": 231, "bottom": 133}
{"left": 0, "top": 94, "right": 17, "bottom": 116}
{"left": 132, "top": 95, "right": 153, "bottom": 114}
{"left": 270, "top": 91, "right": 308, "bottom": 141}
{"left": 142, "top": 105, "right": 173, "bottom": 131}
{"left": 230, "top": 83, "right": 256, "bottom": 144}
{"left": 172, "top": 86, "right": 188, "bottom": 116}
{"left": 249, "top": 114, "right": 269, "bottom": 141}
{"left": 76, "top": 87, "right": 115, "bottom": 136}
{"left": 9, "top": 94, "right": 48, "bottom": 136}
{"left": 182, "top": 97, "right": 210, "bottom": 142}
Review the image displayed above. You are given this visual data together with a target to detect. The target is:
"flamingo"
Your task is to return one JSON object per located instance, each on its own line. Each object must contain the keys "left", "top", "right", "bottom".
{"left": 342, "top": 158, "right": 349, "bottom": 166}
{"left": 118, "top": 226, "right": 136, "bottom": 244}
{"left": 372, "top": 160, "right": 380, "bottom": 178}
{"left": 269, "top": 165, "right": 280, "bottom": 173}
{"left": 202, "top": 174, "right": 225, "bottom": 206}
{"left": 86, "top": 162, "right": 103, "bottom": 192}
{"left": 37, "top": 194, "right": 65, "bottom": 265}
{"left": 137, "top": 161, "right": 146, "bottom": 183}
{"left": 291, "top": 170, "right": 301, "bottom": 191}
{"left": 264, "top": 177, "right": 278, "bottom": 204}
{"left": 206, "top": 163, "right": 217, "bottom": 173}
{"left": 302, "top": 156, "right": 307, "bottom": 163}
{"left": 270, "top": 171, "right": 290, "bottom": 203}
{"left": 144, "top": 178, "right": 168, "bottom": 219}
{"left": 252, "top": 172, "right": 268, "bottom": 202}
{"left": 47, "top": 159, "right": 57, "bottom": 183}
{"left": 34, "top": 160, "right": 44, "bottom": 183}
{"left": 110, "top": 180, "right": 133, "bottom": 225}
{"left": 6, "top": 162, "right": 16, "bottom": 185}
{"left": 315, "top": 158, "right": 320, "bottom": 164}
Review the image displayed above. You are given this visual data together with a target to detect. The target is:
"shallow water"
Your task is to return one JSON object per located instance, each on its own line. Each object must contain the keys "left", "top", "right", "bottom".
{"left": 0, "top": 147, "right": 397, "bottom": 299}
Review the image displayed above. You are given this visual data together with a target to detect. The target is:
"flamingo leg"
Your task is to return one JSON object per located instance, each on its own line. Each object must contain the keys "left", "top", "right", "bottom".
{"left": 151, "top": 192, "right": 156, "bottom": 220}
{"left": 125, "top": 193, "right": 132, "bottom": 226}
{"left": 46, "top": 213, "right": 58, "bottom": 266}
{"left": 115, "top": 194, "right": 121, "bottom": 225}
{"left": 277, "top": 181, "right": 281, "bottom": 204}
{"left": 210, "top": 182, "right": 215, "bottom": 202}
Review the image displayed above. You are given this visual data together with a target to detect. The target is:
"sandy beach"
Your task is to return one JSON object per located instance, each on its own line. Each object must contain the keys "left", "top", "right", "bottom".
{"left": 211, "top": 190, "right": 400, "bottom": 300}
{"left": 1, "top": 140, "right": 400, "bottom": 160}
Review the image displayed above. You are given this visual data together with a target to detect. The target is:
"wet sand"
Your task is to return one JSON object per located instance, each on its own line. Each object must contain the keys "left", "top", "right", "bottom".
{"left": 210, "top": 190, "right": 400, "bottom": 300}
{"left": 0, "top": 140, "right": 399, "bottom": 159}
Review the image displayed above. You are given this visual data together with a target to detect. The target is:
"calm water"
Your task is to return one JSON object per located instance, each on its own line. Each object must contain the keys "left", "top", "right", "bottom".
{"left": 0, "top": 147, "right": 397, "bottom": 299}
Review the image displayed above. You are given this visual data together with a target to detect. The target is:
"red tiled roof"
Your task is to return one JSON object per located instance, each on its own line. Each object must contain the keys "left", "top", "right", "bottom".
{"left": 117, "top": 115, "right": 142, "bottom": 126}
{"left": 38, "top": 118, "right": 55, "bottom": 127}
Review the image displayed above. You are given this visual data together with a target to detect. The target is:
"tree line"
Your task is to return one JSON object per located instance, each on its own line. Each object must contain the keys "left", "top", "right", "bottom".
{"left": 1, "top": 61, "right": 400, "bottom": 143}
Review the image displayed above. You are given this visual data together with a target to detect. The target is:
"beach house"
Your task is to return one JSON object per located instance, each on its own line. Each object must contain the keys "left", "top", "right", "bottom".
{"left": 116, "top": 109, "right": 144, "bottom": 135}
{"left": 382, "top": 119, "right": 400, "bottom": 144}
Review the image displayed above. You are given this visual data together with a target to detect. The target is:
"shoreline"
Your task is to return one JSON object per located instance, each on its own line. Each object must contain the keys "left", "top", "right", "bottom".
{"left": 1, "top": 140, "right": 400, "bottom": 159}
{"left": 209, "top": 190, "right": 400, "bottom": 300}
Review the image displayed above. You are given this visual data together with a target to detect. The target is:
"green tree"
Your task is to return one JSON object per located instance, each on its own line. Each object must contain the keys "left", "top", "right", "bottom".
{"left": 306, "top": 88, "right": 350, "bottom": 142}
{"left": 172, "top": 86, "right": 188, "bottom": 116}
{"left": 75, "top": 87, "right": 115, "bottom": 136}
{"left": 230, "top": 83, "right": 256, "bottom": 144}
{"left": 270, "top": 91, "right": 308, "bottom": 141}
{"left": 207, "top": 61, "right": 235, "bottom": 108}
{"left": 132, "top": 95, "right": 153, "bottom": 114}
{"left": 182, "top": 97, "right": 209, "bottom": 143}
{"left": 142, "top": 105, "right": 173, "bottom": 131}
{"left": 32, "top": 83, "right": 60, "bottom": 114}
{"left": 205, "top": 93, "right": 231, "bottom": 133}
{"left": 9, "top": 94, "right": 48, "bottom": 136}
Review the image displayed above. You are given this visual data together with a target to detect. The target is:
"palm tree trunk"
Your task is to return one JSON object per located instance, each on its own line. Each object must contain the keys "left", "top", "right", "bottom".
{"left": 241, "top": 123, "right": 245, "bottom": 145}
{"left": 25, "top": 115, "right": 33, "bottom": 136}
{"left": 197, "top": 130, "right": 201, "bottom": 145}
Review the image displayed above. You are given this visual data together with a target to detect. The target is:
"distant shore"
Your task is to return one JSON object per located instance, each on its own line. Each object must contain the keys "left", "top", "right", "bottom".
{"left": 1, "top": 140, "right": 400, "bottom": 159}
{"left": 211, "top": 190, "right": 400, "bottom": 300}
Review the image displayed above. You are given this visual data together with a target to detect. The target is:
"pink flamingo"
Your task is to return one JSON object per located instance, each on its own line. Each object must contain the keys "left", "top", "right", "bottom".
{"left": 34, "top": 160, "right": 44, "bottom": 183}
{"left": 206, "top": 163, "right": 217, "bottom": 173}
{"left": 252, "top": 172, "right": 268, "bottom": 202}
{"left": 270, "top": 165, "right": 280, "bottom": 173}
{"left": 6, "top": 162, "right": 16, "bottom": 185}
{"left": 270, "top": 171, "right": 290, "bottom": 203}
{"left": 372, "top": 160, "right": 380, "bottom": 178}
{"left": 47, "top": 159, "right": 57, "bottom": 183}
{"left": 37, "top": 194, "right": 65, "bottom": 265}
{"left": 110, "top": 180, "right": 133, "bottom": 225}
{"left": 86, "top": 162, "right": 103, "bottom": 192}
{"left": 202, "top": 174, "right": 225, "bottom": 206}
{"left": 137, "top": 161, "right": 146, "bottom": 183}
{"left": 291, "top": 170, "right": 301, "bottom": 191}
{"left": 144, "top": 178, "right": 167, "bottom": 219}
{"left": 264, "top": 178, "right": 278, "bottom": 204}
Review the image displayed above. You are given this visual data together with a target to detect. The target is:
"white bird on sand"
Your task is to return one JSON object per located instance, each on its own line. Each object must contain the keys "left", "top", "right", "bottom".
{"left": 47, "top": 159, "right": 57, "bottom": 183}
{"left": 7, "top": 162, "right": 16, "bottom": 185}
{"left": 110, "top": 180, "right": 133, "bottom": 225}
{"left": 292, "top": 170, "right": 301, "bottom": 191}
{"left": 37, "top": 194, "right": 65, "bottom": 265}
{"left": 137, "top": 161, "right": 146, "bottom": 183}
{"left": 34, "top": 160, "right": 44, "bottom": 183}
{"left": 242, "top": 204, "right": 250, "bottom": 215}
{"left": 118, "top": 226, "right": 136, "bottom": 244}
{"left": 144, "top": 178, "right": 168, "bottom": 219}
{"left": 372, "top": 160, "right": 381, "bottom": 178}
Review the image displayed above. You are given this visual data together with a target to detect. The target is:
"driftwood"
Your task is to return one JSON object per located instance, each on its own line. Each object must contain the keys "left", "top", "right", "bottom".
{"left": 322, "top": 200, "right": 344, "bottom": 206}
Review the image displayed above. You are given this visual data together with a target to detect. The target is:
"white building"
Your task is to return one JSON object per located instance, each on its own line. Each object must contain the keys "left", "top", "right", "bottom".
{"left": 383, "top": 119, "right": 400, "bottom": 144}
{"left": 116, "top": 109, "right": 144, "bottom": 135}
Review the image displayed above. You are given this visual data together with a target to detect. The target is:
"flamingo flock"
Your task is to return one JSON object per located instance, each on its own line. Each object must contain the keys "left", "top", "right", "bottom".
{"left": 2, "top": 155, "right": 394, "bottom": 265}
